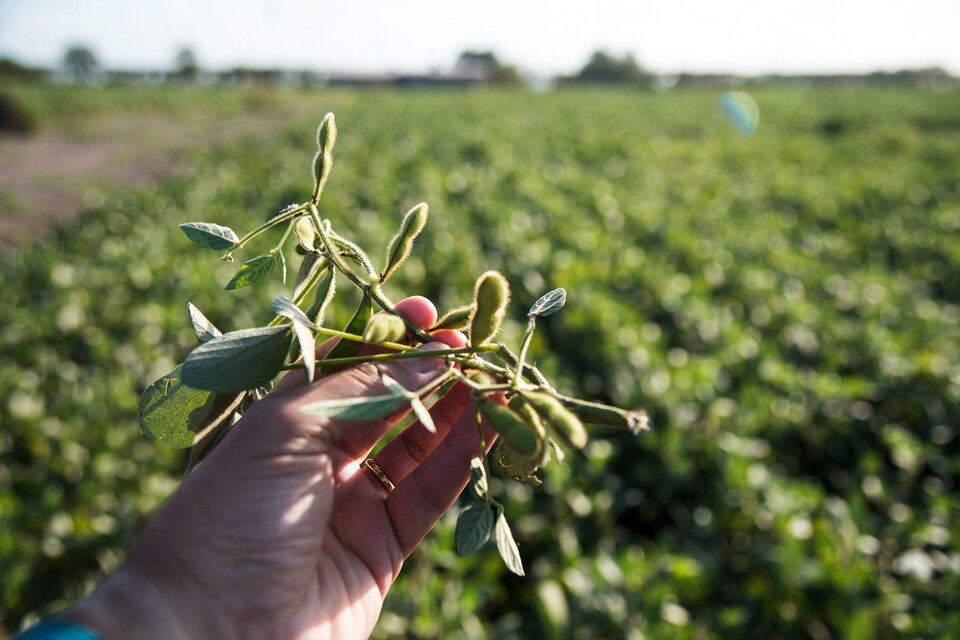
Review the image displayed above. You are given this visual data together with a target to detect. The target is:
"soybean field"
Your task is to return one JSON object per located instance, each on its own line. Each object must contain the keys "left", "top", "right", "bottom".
{"left": 2, "top": 86, "right": 959, "bottom": 638}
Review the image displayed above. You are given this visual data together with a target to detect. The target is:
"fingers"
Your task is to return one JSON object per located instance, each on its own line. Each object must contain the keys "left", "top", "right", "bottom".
{"left": 385, "top": 404, "right": 499, "bottom": 556}
{"left": 361, "top": 381, "right": 473, "bottom": 485}
{"left": 281, "top": 342, "right": 451, "bottom": 449}
{"left": 327, "top": 342, "right": 457, "bottom": 462}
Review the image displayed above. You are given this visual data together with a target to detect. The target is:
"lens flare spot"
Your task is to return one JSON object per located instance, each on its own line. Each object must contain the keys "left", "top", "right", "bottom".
{"left": 720, "top": 91, "right": 760, "bottom": 135}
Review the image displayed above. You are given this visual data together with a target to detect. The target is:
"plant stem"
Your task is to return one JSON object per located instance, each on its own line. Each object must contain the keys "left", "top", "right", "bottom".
{"left": 309, "top": 204, "right": 369, "bottom": 291}
{"left": 329, "top": 230, "right": 378, "bottom": 280}
{"left": 496, "top": 344, "right": 553, "bottom": 390}
{"left": 512, "top": 316, "right": 537, "bottom": 388}
{"left": 292, "top": 258, "right": 330, "bottom": 306}
{"left": 280, "top": 344, "right": 497, "bottom": 370}
{"left": 224, "top": 203, "right": 308, "bottom": 258}
{"left": 475, "top": 407, "right": 494, "bottom": 505}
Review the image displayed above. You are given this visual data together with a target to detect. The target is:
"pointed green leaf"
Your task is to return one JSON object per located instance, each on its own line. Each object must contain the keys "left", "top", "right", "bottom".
{"left": 179, "top": 222, "right": 239, "bottom": 251}
{"left": 181, "top": 326, "right": 291, "bottom": 392}
{"left": 321, "top": 295, "right": 372, "bottom": 371}
{"left": 494, "top": 510, "right": 525, "bottom": 576}
{"left": 381, "top": 373, "right": 413, "bottom": 398}
{"left": 225, "top": 254, "right": 275, "bottom": 290}
{"left": 529, "top": 287, "right": 567, "bottom": 318}
{"left": 187, "top": 302, "right": 221, "bottom": 343}
{"left": 293, "top": 253, "right": 326, "bottom": 301}
{"left": 306, "top": 266, "right": 336, "bottom": 325}
{"left": 273, "top": 296, "right": 316, "bottom": 328}
{"left": 409, "top": 395, "right": 436, "bottom": 434}
{"left": 469, "top": 456, "right": 488, "bottom": 499}
{"left": 301, "top": 392, "right": 406, "bottom": 421}
{"left": 138, "top": 366, "right": 241, "bottom": 449}
{"left": 276, "top": 251, "right": 287, "bottom": 285}
{"left": 456, "top": 502, "right": 496, "bottom": 555}
{"left": 292, "top": 319, "right": 316, "bottom": 384}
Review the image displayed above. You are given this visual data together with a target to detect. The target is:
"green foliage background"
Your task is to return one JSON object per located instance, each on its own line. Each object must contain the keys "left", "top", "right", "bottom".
{"left": 2, "top": 87, "right": 959, "bottom": 638}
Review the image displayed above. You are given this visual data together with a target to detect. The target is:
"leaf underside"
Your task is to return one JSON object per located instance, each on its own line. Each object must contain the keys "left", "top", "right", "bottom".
{"left": 529, "top": 287, "right": 567, "bottom": 318}
{"left": 138, "top": 365, "right": 218, "bottom": 448}
{"left": 179, "top": 222, "right": 239, "bottom": 251}
{"left": 301, "top": 393, "right": 406, "bottom": 421}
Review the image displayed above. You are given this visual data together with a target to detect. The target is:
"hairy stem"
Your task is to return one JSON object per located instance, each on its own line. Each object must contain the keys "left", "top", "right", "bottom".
{"left": 223, "top": 203, "right": 308, "bottom": 258}
{"left": 512, "top": 316, "right": 537, "bottom": 388}
{"left": 280, "top": 344, "right": 498, "bottom": 370}
{"left": 309, "top": 204, "right": 369, "bottom": 291}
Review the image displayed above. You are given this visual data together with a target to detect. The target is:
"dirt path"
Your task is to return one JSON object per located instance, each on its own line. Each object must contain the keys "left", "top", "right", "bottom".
{"left": 0, "top": 104, "right": 314, "bottom": 251}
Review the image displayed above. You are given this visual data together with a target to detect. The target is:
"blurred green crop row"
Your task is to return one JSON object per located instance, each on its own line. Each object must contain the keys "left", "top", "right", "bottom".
{"left": 2, "top": 86, "right": 959, "bottom": 638}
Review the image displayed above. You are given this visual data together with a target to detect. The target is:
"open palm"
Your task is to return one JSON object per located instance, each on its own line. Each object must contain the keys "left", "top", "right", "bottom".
{"left": 65, "top": 297, "right": 496, "bottom": 640}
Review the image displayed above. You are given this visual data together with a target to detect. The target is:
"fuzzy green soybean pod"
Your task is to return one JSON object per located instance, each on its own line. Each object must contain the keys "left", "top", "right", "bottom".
{"left": 430, "top": 304, "right": 474, "bottom": 332}
{"left": 381, "top": 202, "right": 428, "bottom": 283}
{"left": 311, "top": 113, "right": 337, "bottom": 203}
{"left": 495, "top": 396, "right": 549, "bottom": 483}
{"left": 522, "top": 391, "right": 588, "bottom": 449}
{"left": 478, "top": 400, "right": 538, "bottom": 456}
{"left": 469, "top": 271, "right": 510, "bottom": 347}
{"left": 362, "top": 314, "right": 407, "bottom": 344}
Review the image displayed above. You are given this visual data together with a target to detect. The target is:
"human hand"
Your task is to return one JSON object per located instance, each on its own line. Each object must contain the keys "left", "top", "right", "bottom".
{"left": 62, "top": 296, "right": 497, "bottom": 640}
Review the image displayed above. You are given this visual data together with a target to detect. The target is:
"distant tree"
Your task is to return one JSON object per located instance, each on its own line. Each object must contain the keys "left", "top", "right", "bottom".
{"left": 455, "top": 51, "right": 522, "bottom": 86}
{"left": 562, "top": 50, "right": 653, "bottom": 87}
{"left": 62, "top": 45, "right": 100, "bottom": 84}
{"left": 171, "top": 47, "right": 200, "bottom": 82}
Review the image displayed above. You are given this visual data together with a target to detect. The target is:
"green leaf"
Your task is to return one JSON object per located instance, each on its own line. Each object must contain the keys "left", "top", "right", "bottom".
{"left": 321, "top": 295, "right": 372, "bottom": 371}
{"left": 494, "top": 510, "right": 525, "bottom": 576}
{"left": 529, "top": 287, "right": 567, "bottom": 318}
{"left": 293, "top": 253, "right": 326, "bottom": 301}
{"left": 138, "top": 365, "right": 243, "bottom": 448}
{"left": 276, "top": 250, "right": 287, "bottom": 285}
{"left": 292, "top": 318, "right": 316, "bottom": 384}
{"left": 301, "top": 392, "right": 406, "bottom": 421}
{"left": 409, "top": 395, "right": 436, "bottom": 434}
{"left": 179, "top": 222, "right": 239, "bottom": 251}
{"left": 306, "top": 266, "right": 336, "bottom": 325}
{"left": 225, "top": 254, "right": 275, "bottom": 290}
{"left": 273, "top": 296, "right": 316, "bottom": 328}
{"left": 469, "top": 456, "right": 488, "bottom": 499}
{"left": 181, "top": 326, "right": 291, "bottom": 392}
{"left": 381, "top": 373, "right": 413, "bottom": 398}
{"left": 186, "top": 302, "right": 221, "bottom": 343}
{"left": 456, "top": 502, "right": 495, "bottom": 555}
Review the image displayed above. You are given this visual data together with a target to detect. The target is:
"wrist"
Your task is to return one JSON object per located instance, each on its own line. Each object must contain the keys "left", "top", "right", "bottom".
{"left": 60, "top": 552, "right": 234, "bottom": 640}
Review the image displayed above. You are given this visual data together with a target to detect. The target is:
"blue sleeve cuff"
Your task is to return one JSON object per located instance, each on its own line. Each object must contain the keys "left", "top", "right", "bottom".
{"left": 16, "top": 620, "right": 102, "bottom": 640}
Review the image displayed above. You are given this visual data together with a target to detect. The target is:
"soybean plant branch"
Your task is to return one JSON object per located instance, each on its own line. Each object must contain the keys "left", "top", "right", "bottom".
{"left": 224, "top": 203, "right": 308, "bottom": 257}
{"left": 281, "top": 344, "right": 498, "bottom": 370}
{"left": 309, "top": 204, "right": 369, "bottom": 292}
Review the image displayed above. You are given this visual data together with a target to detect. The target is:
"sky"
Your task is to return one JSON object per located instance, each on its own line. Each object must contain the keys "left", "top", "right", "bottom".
{"left": 1, "top": 0, "right": 959, "bottom": 76}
